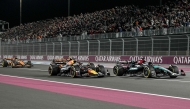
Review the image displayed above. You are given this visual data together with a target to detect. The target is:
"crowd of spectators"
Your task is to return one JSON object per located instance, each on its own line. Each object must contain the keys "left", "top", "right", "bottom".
{"left": 0, "top": 0, "right": 190, "bottom": 42}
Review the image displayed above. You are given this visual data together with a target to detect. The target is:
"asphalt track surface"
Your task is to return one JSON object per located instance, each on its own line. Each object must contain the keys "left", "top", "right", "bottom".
{"left": 0, "top": 64, "right": 190, "bottom": 109}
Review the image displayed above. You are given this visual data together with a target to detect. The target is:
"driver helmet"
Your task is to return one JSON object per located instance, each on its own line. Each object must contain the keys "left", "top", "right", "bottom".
{"left": 14, "top": 57, "right": 18, "bottom": 60}
{"left": 87, "top": 62, "right": 91, "bottom": 66}
{"left": 137, "top": 57, "right": 145, "bottom": 64}
{"left": 67, "top": 56, "right": 72, "bottom": 61}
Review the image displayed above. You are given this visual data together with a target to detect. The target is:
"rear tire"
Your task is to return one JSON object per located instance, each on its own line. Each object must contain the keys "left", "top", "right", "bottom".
{"left": 143, "top": 66, "right": 151, "bottom": 78}
{"left": 113, "top": 66, "right": 124, "bottom": 76}
{"left": 2, "top": 61, "right": 8, "bottom": 67}
{"left": 49, "top": 65, "right": 59, "bottom": 76}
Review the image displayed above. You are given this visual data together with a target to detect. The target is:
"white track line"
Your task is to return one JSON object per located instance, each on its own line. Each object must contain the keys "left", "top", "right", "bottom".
{"left": 0, "top": 74, "right": 190, "bottom": 101}
{"left": 154, "top": 79, "right": 190, "bottom": 83}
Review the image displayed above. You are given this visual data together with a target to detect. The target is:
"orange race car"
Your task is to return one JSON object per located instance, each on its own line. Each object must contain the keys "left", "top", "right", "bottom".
{"left": 2, "top": 58, "right": 33, "bottom": 68}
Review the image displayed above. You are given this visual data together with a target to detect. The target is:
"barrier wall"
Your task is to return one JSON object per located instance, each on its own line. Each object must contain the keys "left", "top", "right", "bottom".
{"left": 1, "top": 55, "right": 190, "bottom": 65}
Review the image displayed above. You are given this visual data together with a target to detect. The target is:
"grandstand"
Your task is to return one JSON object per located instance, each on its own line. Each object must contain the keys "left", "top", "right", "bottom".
{"left": 0, "top": 0, "right": 190, "bottom": 56}
{"left": 0, "top": 0, "right": 189, "bottom": 43}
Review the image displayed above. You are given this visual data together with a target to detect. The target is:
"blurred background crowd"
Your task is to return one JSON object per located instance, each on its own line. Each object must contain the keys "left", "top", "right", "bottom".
{"left": 0, "top": 0, "right": 189, "bottom": 42}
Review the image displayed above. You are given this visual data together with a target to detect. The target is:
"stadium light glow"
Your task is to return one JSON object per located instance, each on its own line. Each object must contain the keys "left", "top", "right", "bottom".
{"left": 20, "top": 0, "right": 22, "bottom": 25}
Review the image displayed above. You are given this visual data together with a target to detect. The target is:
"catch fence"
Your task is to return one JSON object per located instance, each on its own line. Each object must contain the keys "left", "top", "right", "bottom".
{"left": 0, "top": 34, "right": 189, "bottom": 56}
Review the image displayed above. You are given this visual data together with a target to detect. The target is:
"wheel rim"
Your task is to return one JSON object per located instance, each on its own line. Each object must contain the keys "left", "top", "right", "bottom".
{"left": 2, "top": 61, "right": 4, "bottom": 66}
{"left": 113, "top": 67, "right": 118, "bottom": 75}
{"left": 71, "top": 70, "right": 75, "bottom": 78}
{"left": 48, "top": 67, "right": 52, "bottom": 75}
{"left": 143, "top": 67, "right": 150, "bottom": 78}
{"left": 144, "top": 70, "right": 148, "bottom": 76}
{"left": 11, "top": 63, "right": 14, "bottom": 67}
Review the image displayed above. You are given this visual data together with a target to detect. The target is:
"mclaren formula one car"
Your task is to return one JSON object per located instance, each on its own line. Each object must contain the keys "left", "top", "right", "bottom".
{"left": 70, "top": 62, "right": 109, "bottom": 78}
{"left": 113, "top": 60, "right": 186, "bottom": 78}
{"left": 48, "top": 58, "right": 67, "bottom": 76}
{"left": 48, "top": 57, "right": 79, "bottom": 76}
{"left": 2, "top": 58, "right": 33, "bottom": 68}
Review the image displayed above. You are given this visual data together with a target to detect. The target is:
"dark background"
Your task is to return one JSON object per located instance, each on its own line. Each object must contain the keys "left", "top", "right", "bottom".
{"left": 0, "top": 0, "right": 166, "bottom": 28}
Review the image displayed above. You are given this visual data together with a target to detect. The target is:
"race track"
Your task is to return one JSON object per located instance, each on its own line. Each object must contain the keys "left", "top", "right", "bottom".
{"left": 0, "top": 64, "right": 190, "bottom": 109}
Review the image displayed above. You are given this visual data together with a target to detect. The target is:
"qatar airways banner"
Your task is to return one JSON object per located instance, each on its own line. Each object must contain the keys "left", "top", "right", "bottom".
{"left": 1, "top": 55, "right": 190, "bottom": 65}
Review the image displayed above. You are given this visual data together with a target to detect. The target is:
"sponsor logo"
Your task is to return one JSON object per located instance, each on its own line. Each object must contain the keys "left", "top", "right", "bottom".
{"left": 30, "top": 55, "right": 44, "bottom": 60}
{"left": 20, "top": 55, "right": 27, "bottom": 60}
{"left": 55, "top": 56, "right": 64, "bottom": 59}
{"left": 15, "top": 55, "right": 20, "bottom": 59}
{"left": 95, "top": 56, "right": 121, "bottom": 62}
{"left": 77, "top": 56, "right": 89, "bottom": 61}
{"left": 129, "top": 56, "right": 163, "bottom": 63}
{"left": 69, "top": 56, "right": 89, "bottom": 61}
{"left": 47, "top": 55, "right": 54, "bottom": 61}
{"left": 3, "top": 55, "right": 13, "bottom": 59}
{"left": 173, "top": 56, "right": 190, "bottom": 64}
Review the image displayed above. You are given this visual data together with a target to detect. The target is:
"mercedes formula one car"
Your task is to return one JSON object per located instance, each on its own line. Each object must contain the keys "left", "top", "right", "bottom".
{"left": 143, "top": 64, "right": 186, "bottom": 78}
{"left": 2, "top": 58, "right": 33, "bottom": 68}
{"left": 113, "top": 60, "right": 186, "bottom": 78}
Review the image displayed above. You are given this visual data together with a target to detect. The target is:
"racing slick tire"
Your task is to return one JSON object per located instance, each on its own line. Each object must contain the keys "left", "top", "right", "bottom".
{"left": 89, "top": 63, "right": 96, "bottom": 70}
{"left": 169, "top": 65, "right": 179, "bottom": 78}
{"left": 26, "top": 61, "right": 32, "bottom": 68}
{"left": 48, "top": 65, "right": 59, "bottom": 76}
{"left": 96, "top": 65, "right": 106, "bottom": 77}
{"left": 11, "top": 61, "right": 16, "bottom": 68}
{"left": 2, "top": 60, "right": 8, "bottom": 67}
{"left": 143, "top": 66, "right": 155, "bottom": 78}
{"left": 70, "top": 65, "right": 80, "bottom": 78}
{"left": 113, "top": 65, "right": 124, "bottom": 76}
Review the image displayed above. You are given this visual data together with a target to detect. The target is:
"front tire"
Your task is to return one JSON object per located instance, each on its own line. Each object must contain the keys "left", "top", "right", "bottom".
{"left": 96, "top": 65, "right": 106, "bottom": 77}
{"left": 169, "top": 66, "right": 179, "bottom": 78}
{"left": 26, "top": 61, "right": 32, "bottom": 68}
{"left": 70, "top": 65, "right": 80, "bottom": 78}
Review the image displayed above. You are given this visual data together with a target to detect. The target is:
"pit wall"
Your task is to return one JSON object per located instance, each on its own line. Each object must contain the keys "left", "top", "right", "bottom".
{"left": 0, "top": 55, "right": 190, "bottom": 65}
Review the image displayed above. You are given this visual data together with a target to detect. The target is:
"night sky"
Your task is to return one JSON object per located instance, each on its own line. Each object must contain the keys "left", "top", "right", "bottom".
{"left": 0, "top": 0, "right": 163, "bottom": 28}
